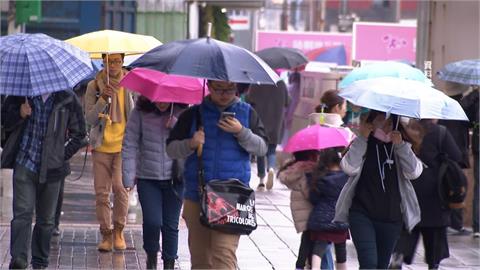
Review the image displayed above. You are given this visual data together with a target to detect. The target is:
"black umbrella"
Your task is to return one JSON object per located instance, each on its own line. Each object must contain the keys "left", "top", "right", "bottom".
{"left": 129, "top": 37, "right": 278, "bottom": 85}
{"left": 255, "top": 47, "right": 309, "bottom": 70}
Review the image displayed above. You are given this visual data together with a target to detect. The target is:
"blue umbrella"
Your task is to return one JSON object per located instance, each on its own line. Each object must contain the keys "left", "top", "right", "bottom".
{"left": 130, "top": 37, "right": 279, "bottom": 85}
{"left": 0, "top": 33, "right": 93, "bottom": 96}
{"left": 437, "top": 59, "right": 480, "bottom": 85}
{"left": 339, "top": 61, "right": 431, "bottom": 89}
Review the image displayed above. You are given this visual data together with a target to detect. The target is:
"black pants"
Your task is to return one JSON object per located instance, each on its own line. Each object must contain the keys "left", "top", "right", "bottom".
{"left": 394, "top": 226, "right": 449, "bottom": 268}
{"left": 450, "top": 208, "right": 464, "bottom": 231}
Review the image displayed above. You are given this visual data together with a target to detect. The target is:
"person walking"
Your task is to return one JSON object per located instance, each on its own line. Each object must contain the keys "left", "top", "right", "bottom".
{"left": 166, "top": 80, "right": 267, "bottom": 269}
{"left": 461, "top": 87, "right": 479, "bottom": 237}
{"left": 278, "top": 150, "right": 335, "bottom": 270}
{"left": 334, "top": 110, "right": 423, "bottom": 269}
{"left": 438, "top": 82, "right": 472, "bottom": 235}
{"left": 391, "top": 119, "right": 462, "bottom": 269}
{"left": 122, "top": 96, "right": 185, "bottom": 269}
{"left": 246, "top": 79, "right": 290, "bottom": 190}
{"left": 2, "top": 92, "right": 87, "bottom": 269}
{"left": 307, "top": 147, "right": 349, "bottom": 270}
{"left": 85, "top": 53, "right": 135, "bottom": 252}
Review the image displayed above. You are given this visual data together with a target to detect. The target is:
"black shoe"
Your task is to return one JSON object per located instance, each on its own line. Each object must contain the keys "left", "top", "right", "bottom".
{"left": 31, "top": 264, "right": 47, "bottom": 269}
{"left": 52, "top": 227, "right": 60, "bottom": 236}
{"left": 9, "top": 258, "right": 28, "bottom": 269}
{"left": 146, "top": 253, "right": 157, "bottom": 270}
{"left": 163, "top": 259, "right": 175, "bottom": 270}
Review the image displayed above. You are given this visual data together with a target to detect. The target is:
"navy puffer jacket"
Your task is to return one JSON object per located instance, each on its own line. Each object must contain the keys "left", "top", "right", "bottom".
{"left": 307, "top": 171, "right": 349, "bottom": 231}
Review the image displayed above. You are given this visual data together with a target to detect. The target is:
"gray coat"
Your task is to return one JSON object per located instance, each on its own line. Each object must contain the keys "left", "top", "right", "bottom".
{"left": 333, "top": 135, "right": 423, "bottom": 232}
{"left": 122, "top": 107, "right": 180, "bottom": 188}
{"left": 246, "top": 80, "right": 290, "bottom": 144}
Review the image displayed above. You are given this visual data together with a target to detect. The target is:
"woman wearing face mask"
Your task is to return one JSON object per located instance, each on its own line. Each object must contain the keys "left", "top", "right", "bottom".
{"left": 333, "top": 110, "right": 423, "bottom": 269}
{"left": 122, "top": 96, "right": 186, "bottom": 269}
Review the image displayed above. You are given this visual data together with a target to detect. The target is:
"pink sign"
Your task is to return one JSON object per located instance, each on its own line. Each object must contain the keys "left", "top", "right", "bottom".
{"left": 353, "top": 22, "right": 416, "bottom": 63}
{"left": 256, "top": 31, "right": 353, "bottom": 65}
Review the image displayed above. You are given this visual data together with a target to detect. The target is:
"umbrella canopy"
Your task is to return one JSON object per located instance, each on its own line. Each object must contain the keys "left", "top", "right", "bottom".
{"left": 339, "top": 77, "right": 469, "bottom": 121}
{"left": 0, "top": 33, "right": 93, "bottom": 96}
{"left": 437, "top": 59, "right": 480, "bottom": 85}
{"left": 284, "top": 124, "right": 351, "bottom": 153}
{"left": 255, "top": 47, "right": 309, "bottom": 69}
{"left": 120, "top": 68, "right": 207, "bottom": 104}
{"left": 130, "top": 37, "right": 279, "bottom": 85}
{"left": 339, "top": 61, "right": 431, "bottom": 89}
{"left": 306, "top": 45, "right": 347, "bottom": 65}
{"left": 65, "top": 29, "right": 162, "bottom": 58}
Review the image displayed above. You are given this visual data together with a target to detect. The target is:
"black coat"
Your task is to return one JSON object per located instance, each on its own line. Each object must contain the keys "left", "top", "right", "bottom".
{"left": 414, "top": 123, "right": 462, "bottom": 227}
{"left": 307, "top": 171, "right": 349, "bottom": 231}
{"left": 1, "top": 91, "right": 87, "bottom": 182}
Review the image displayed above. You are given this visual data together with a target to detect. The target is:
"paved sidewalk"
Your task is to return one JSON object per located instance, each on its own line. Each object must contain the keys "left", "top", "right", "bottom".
{"left": 0, "top": 153, "right": 479, "bottom": 269}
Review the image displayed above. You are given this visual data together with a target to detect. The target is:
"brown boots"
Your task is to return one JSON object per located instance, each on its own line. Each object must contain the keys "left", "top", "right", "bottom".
{"left": 113, "top": 223, "right": 127, "bottom": 250}
{"left": 97, "top": 224, "right": 126, "bottom": 252}
{"left": 98, "top": 228, "right": 113, "bottom": 252}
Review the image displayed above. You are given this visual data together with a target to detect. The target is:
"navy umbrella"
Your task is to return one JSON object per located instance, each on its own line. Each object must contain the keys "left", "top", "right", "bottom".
{"left": 256, "top": 47, "right": 309, "bottom": 69}
{"left": 129, "top": 37, "right": 279, "bottom": 85}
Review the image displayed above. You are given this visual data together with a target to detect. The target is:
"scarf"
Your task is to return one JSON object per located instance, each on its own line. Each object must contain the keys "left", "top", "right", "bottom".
{"left": 95, "top": 69, "right": 127, "bottom": 123}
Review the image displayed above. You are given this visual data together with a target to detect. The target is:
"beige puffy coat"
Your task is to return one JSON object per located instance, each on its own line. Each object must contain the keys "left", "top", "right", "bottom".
{"left": 278, "top": 161, "right": 316, "bottom": 233}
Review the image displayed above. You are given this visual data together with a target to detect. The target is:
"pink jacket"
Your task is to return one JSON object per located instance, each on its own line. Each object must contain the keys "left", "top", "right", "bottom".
{"left": 278, "top": 161, "right": 316, "bottom": 233}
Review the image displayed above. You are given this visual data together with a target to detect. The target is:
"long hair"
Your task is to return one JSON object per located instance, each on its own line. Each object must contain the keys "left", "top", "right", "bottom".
{"left": 277, "top": 150, "right": 319, "bottom": 176}
{"left": 310, "top": 147, "right": 345, "bottom": 192}
{"left": 315, "top": 90, "right": 344, "bottom": 113}
{"left": 136, "top": 95, "right": 161, "bottom": 113}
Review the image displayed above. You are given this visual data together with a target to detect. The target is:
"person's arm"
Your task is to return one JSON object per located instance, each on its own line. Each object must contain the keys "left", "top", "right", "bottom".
{"left": 64, "top": 94, "right": 87, "bottom": 161}
{"left": 166, "top": 107, "right": 196, "bottom": 159}
{"left": 395, "top": 141, "right": 423, "bottom": 180}
{"left": 234, "top": 107, "right": 267, "bottom": 156}
{"left": 122, "top": 109, "right": 141, "bottom": 188}
{"left": 3, "top": 96, "right": 26, "bottom": 131}
{"left": 443, "top": 127, "right": 463, "bottom": 163}
{"left": 340, "top": 136, "right": 367, "bottom": 176}
{"left": 84, "top": 80, "right": 108, "bottom": 126}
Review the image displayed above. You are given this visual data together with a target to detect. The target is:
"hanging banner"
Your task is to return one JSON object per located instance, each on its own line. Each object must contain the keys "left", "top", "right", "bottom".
{"left": 256, "top": 30, "right": 353, "bottom": 65}
{"left": 353, "top": 22, "right": 416, "bottom": 63}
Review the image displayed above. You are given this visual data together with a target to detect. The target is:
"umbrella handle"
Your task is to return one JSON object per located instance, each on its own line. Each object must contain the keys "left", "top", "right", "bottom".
{"left": 207, "top": 22, "right": 212, "bottom": 38}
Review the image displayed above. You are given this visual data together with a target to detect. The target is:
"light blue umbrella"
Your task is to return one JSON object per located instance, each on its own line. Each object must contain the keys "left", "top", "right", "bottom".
{"left": 0, "top": 33, "right": 93, "bottom": 96}
{"left": 339, "top": 77, "right": 468, "bottom": 121}
{"left": 437, "top": 59, "right": 480, "bottom": 85}
{"left": 339, "top": 61, "right": 431, "bottom": 89}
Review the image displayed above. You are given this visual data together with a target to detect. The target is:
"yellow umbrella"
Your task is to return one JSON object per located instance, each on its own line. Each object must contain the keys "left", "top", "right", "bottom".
{"left": 65, "top": 29, "right": 162, "bottom": 59}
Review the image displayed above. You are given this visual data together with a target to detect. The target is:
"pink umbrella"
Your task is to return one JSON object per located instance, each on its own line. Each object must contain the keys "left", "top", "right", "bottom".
{"left": 120, "top": 67, "right": 208, "bottom": 104}
{"left": 284, "top": 124, "right": 352, "bottom": 153}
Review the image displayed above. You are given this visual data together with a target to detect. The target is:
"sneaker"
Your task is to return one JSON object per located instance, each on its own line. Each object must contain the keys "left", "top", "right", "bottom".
{"left": 266, "top": 168, "right": 274, "bottom": 190}
{"left": 257, "top": 183, "right": 266, "bottom": 191}
{"left": 52, "top": 227, "right": 60, "bottom": 236}
{"left": 451, "top": 227, "right": 471, "bottom": 236}
{"left": 474, "top": 232, "right": 480, "bottom": 238}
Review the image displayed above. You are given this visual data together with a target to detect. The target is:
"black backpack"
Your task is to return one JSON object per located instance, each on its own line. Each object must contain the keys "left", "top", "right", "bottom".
{"left": 437, "top": 126, "right": 468, "bottom": 209}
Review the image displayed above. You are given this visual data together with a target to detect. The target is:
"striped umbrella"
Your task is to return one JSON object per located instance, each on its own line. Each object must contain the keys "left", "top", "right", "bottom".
{"left": 0, "top": 33, "right": 93, "bottom": 96}
{"left": 437, "top": 59, "right": 480, "bottom": 85}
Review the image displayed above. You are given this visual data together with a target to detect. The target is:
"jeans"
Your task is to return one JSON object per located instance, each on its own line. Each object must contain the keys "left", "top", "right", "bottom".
{"left": 257, "top": 144, "right": 277, "bottom": 178}
{"left": 137, "top": 179, "right": 184, "bottom": 261}
{"left": 296, "top": 231, "right": 334, "bottom": 270}
{"left": 349, "top": 210, "right": 402, "bottom": 269}
{"left": 473, "top": 154, "right": 479, "bottom": 233}
{"left": 10, "top": 164, "right": 63, "bottom": 268}
{"left": 54, "top": 178, "right": 65, "bottom": 228}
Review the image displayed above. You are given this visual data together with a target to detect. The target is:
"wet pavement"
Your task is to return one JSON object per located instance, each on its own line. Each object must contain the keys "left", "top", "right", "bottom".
{"left": 0, "top": 152, "right": 479, "bottom": 269}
